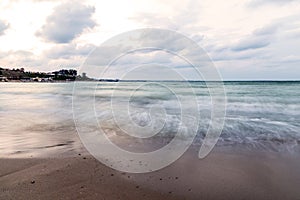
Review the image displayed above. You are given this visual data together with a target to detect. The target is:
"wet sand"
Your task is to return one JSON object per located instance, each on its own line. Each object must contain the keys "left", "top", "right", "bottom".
{"left": 1, "top": 148, "right": 300, "bottom": 200}
{"left": 0, "top": 156, "right": 180, "bottom": 200}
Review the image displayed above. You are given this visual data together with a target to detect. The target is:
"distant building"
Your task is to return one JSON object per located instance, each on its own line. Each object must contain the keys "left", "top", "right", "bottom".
{"left": 0, "top": 76, "right": 8, "bottom": 82}
{"left": 52, "top": 69, "right": 77, "bottom": 81}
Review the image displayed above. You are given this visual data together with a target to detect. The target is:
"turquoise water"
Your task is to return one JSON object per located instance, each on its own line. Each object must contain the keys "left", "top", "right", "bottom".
{"left": 0, "top": 81, "right": 299, "bottom": 157}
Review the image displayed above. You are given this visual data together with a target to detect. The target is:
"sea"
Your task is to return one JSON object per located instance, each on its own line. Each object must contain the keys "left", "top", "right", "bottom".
{"left": 0, "top": 81, "right": 300, "bottom": 158}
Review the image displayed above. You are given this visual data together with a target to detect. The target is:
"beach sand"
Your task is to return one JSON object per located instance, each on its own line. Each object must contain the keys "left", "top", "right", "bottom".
{"left": 1, "top": 148, "right": 300, "bottom": 200}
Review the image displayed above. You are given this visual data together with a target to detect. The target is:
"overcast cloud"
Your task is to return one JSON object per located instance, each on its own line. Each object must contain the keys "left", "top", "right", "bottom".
{"left": 0, "top": 0, "right": 299, "bottom": 80}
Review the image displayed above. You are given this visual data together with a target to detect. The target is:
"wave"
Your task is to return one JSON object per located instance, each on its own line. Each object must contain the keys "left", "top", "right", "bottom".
{"left": 1, "top": 81, "right": 300, "bottom": 156}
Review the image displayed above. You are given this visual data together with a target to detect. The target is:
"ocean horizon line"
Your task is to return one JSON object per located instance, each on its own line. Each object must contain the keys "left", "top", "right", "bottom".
{"left": 95, "top": 79, "right": 300, "bottom": 82}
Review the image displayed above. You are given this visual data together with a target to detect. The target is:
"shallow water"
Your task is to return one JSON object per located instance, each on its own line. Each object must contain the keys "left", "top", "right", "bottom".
{"left": 0, "top": 81, "right": 300, "bottom": 157}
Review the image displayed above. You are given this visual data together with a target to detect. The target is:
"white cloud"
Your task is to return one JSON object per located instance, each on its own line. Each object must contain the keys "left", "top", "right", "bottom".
{"left": 0, "top": 0, "right": 299, "bottom": 80}
{"left": 44, "top": 43, "right": 95, "bottom": 59}
{"left": 36, "top": 2, "right": 96, "bottom": 43}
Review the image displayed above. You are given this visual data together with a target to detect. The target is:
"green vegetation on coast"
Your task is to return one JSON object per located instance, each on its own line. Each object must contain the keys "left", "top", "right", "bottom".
{"left": 0, "top": 67, "right": 93, "bottom": 82}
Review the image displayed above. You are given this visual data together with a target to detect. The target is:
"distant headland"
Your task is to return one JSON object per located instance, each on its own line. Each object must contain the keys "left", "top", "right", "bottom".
{"left": 0, "top": 67, "right": 95, "bottom": 82}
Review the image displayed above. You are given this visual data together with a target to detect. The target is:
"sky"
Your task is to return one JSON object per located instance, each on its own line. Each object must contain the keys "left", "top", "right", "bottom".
{"left": 0, "top": 0, "right": 299, "bottom": 80}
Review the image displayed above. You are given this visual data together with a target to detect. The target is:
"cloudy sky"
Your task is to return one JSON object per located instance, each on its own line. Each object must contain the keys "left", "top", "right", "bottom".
{"left": 0, "top": 0, "right": 299, "bottom": 80}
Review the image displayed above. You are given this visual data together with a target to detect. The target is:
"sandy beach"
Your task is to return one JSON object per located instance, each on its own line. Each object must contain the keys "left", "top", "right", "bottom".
{"left": 1, "top": 148, "right": 300, "bottom": 200}
{"left": 0, "top": 155, "right": 180, "bottom": 200}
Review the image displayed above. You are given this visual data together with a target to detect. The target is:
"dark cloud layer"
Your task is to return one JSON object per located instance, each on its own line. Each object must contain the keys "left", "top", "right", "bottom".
{"left": 0, "top": 20, "right": 9, "bottom": 36}
{"left": 230, "top": 22, "right": 280, "bottom": 52}
{"left": 36, "top": 2, "right": 96, "bottom": 43}
{"left": 231, "top": 37, "right": 270, "bottom": 51}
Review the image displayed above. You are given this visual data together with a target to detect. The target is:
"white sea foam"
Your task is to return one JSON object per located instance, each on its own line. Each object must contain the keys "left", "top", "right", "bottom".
{"left": 0, "top": 81, "right": 300, "bottom": 157}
